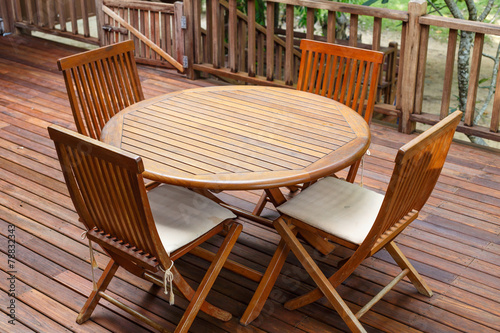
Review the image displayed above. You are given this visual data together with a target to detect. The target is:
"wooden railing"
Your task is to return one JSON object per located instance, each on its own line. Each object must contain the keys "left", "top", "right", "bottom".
{"left": 101, "top": 0, "right": 184, "bottom": 71}
{"left": 6, "top": 0, "right": 98, "bottom": 44}
{"left": 412, "top": 13, "right": 500, "bottom": 140}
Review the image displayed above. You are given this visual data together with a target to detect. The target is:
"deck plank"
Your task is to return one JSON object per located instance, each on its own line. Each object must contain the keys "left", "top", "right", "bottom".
{"left": 0, "top": 34, "right": 499, "bottom": 332}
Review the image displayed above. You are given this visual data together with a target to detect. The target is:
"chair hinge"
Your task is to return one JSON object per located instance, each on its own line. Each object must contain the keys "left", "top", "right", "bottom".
{"left": 181, "top": 16, "right": 187, "bottom": 29}
{"left": 183, "top": 56, "right": 188, "bottom": 68}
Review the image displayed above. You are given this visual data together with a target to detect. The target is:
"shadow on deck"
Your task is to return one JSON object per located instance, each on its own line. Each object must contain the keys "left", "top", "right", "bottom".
{"left": 0, "top": 34, "right": 499, "bottom": 332}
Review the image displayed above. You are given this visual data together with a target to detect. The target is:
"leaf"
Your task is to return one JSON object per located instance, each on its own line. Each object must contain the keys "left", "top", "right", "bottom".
{"left": 362, "top": 0, "right": 380, "bottom": 6}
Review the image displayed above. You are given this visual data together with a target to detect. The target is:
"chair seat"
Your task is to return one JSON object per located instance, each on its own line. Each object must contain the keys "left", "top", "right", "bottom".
{"left": 277, "top": 177, "right": 384, "bottom": 244}
{"left": 148, "top": 184, "right": 236, "bottom": 255}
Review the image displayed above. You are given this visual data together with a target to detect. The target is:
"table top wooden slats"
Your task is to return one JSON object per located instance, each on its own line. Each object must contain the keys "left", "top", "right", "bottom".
{"left": 101, "top": 86, "right": 370, "bottom": 190}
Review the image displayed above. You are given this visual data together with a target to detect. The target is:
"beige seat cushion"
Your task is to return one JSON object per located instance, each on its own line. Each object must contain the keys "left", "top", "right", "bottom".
{"left": 148, "top": 184, "right": 236, "bottom": 255}
{"left": 277, "top": 177, "right": 384, "bottom": 245}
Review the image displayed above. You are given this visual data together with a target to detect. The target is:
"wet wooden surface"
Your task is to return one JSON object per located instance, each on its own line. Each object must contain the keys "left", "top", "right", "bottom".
{"left": 0, "top": 34, "right": 499, "bottom": 332}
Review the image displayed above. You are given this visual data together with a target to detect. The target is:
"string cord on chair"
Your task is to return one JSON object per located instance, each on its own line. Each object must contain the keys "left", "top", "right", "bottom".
{"left": 359, "top": 149, "right": 371, "bottom": 188}
{"left": 160, "top": 261, "right": 175, "bottom": 305}
{"left": 81, "top": 230, "right": 99, "bottom": 291}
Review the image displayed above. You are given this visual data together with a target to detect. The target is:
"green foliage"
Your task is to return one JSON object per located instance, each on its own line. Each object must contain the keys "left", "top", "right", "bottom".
{"left": 236, "top": 0, "right": 266, "bottom": 25}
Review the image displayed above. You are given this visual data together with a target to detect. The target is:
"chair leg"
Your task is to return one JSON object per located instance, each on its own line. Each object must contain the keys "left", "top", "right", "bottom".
{"left": 274, "top": 218, "right": 367, "bottom": 333}
{"left": 174, "top": 223, "right": 242, "bottom": 333}
{"left": 252, "top": 192, "right": 269, "bottom": 216}
{"left": 77, "top": 259, "right": 119, "bottom": 324}
{"left": 385, "top": 241, "right": 433, "bottom": 297}
{"left": 171, "top": 267, "right": 232, "bottom": 322}
{"left": 240, "top": 238, "right": 291, "bottom": 326}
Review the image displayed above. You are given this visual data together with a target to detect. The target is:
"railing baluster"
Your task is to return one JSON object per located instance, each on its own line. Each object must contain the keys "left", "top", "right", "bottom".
{"left": 414, "top": 24, "right": 429, "bottom": 115}
{"left": 25, "top": 0, "right": 34, "bottom": 24}
{"left": 257, "top": 32, "right": 264, "bottom": 76}
{"left": 220, "top": 4, "right": 226, "bottom": 68}
{"left": 373, "top": 17, "right": 382, "bottom": 50}
{"left": 327, "top": 11, "right": 335, "bottom": 43}
{"left": 206, "top": 0, "right": 213, "bottom": 64}
{"left": 69, "top": 0, "right": 77, "bottom": 34}
{"left": 306, "top": 8, "right": 314, "bottom": 40}
{"left": 266, "top": 3, "right": 275, "bottom": 81}
{"left": 193, "top": 0, "right": 202, "bottom": 64}
{"left": 239, "top": 20, "right": 247, "bottom": 72}
{"left": 131, "top": 8, "right": 140, "bottom": 54}
{"left": 440, "top": 29, "right": 458, "bottom": 119}
{"left": 492, "top": 61, "right": 500, "bottom": 132}
{"left": 57, "top": 0, "right": 65, "bottom": 31}
{"left": 228, "top": 0, "right": 237, "bottom": 72}
{"left": 47, "top": 0, "right": 55, "bottom": 29}
{"left": 212, "top": 0, "right": 220, "bottom": 68}
{"left": 350, "top": 13, "right": 358, "bottom": 47}
{"left": 35, "top": 0, "right": 43, "bottom": 26}
{"left": 247, "top": 0, "right": 256, "bottom": 77}
{"left": 81, "top": 0, "right": 90, "bottom": 37}
{"left": 464, "top": 33, "right": 484, "bottom": 126}
{"left": 284, "top": 4, "right": 293, "bottom": 85}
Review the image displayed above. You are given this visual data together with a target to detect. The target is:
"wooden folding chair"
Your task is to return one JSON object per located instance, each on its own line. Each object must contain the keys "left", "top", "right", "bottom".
{"left": 57, "top": 40, "right": 144, "bottom": 140}
{"left": 253, "top": 39, "right": 384, "bottom": 216}
{"left": 242, "top": 111, "right": 462, "bottom": 332}
{"left": 48, "top": 125, "right": 242, "bottom": 333}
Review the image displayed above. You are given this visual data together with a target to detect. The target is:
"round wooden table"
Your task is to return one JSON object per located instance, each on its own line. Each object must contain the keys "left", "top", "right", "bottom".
{"left": 101, "top": 86, "right": 370, "bottom": 191}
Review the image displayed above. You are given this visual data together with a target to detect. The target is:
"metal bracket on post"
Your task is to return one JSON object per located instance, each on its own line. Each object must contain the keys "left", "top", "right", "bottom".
{"left": 183, "top": 56, "right": 188, "bottom": 68}
{"left": 181, "top": 16, "right": 187, "bottom": 29}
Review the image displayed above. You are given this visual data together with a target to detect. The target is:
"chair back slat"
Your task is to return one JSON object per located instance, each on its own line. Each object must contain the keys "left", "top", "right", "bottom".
{"left": 48, "top": 125, "right": 167, "bottom": 263}
{"left": 371, "top": 111, "right": 462, "bottom": 243}
{"left": 58, "top": 40, "right": 144, "bottom": 139}
{"left": 297, "top": 39, "right": 384, "bottom": 124}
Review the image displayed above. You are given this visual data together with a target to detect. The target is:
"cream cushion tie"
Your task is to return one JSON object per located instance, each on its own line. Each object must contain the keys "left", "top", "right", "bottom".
{"left": 148, "top": 184, "right": 236, "bottom": 255}
{"left": 277, "top": 177, "right": 384, "bottom": 245}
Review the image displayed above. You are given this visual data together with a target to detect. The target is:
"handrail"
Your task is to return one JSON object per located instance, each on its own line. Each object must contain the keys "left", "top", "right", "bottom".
{"left": 419, "top": 15, "right": 500, "bottom": 36}
{"left": 265, "top": 0, "right": 409, "bottom": 21}
{"left": 104, "top": 0, "right": 175, "bottom": 12}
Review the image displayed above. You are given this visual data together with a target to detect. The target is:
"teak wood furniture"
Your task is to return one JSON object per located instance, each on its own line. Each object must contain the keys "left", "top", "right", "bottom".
{"left": 100, "top": 85, "right": 371, "bottom": 224}
{"left": 240, "top": 111, "right": 462, "bottom": 332}
{"left": 296, "top": 39, "right": 384, "bottom": 182}
{"left": 48, "top": 125, "right": 242, "bottom": 333}
{"left": 253, "top": 40, "right": 384, "bottom": 216}
{"left": 57, "top": 40, "right": 144, "bottom": 140}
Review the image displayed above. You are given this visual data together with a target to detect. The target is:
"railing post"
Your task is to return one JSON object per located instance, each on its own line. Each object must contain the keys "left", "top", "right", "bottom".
{"left": 183, "top": 0, "right": 196, "bottom": 79}
{"left": 0, "top": 0, "right": 14, "bottom": 34}
{"left": 174, "top": 1, "right": 185, "bottom": 73}
{"left": 401, "top": 0, "right": 426, "bottom": 134}
{"left": 95, "top": 0, "right": 104, "bottom": 45}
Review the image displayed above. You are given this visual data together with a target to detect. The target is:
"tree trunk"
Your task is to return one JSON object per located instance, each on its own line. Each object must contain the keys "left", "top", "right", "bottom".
{"left": 457, "top": 30, "right": 473, "bottom": 111}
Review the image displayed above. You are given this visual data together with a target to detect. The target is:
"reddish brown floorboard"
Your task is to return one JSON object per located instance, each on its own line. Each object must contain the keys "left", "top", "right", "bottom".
{"left": 0, "top": 34, "right": 499, "bottom": 332}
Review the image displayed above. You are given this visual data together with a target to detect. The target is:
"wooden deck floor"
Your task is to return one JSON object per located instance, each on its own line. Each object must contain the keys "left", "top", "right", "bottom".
{"left": 1, "top": 34, "right": 499, "bottom": 333}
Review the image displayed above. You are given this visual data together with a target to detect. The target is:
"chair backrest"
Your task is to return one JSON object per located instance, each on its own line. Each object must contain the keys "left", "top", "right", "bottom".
{"left": 58, "top": 40, "right": 144, "bottom": 139}
{"left": 372, "top": 110, "right": 462, "bottom": 246}
{"left": 297, "top": 39, "right": 384, "bottom": 124}
{"left": 48, "top": 125, "right": 168, "bottom": 267}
